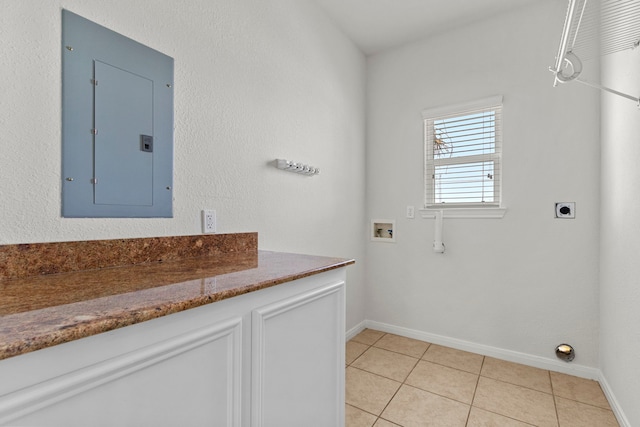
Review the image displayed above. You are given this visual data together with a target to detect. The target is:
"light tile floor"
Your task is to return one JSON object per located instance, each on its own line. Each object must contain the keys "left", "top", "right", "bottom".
{"left": 346, "top": 329, "right": 619, "bottom": 427}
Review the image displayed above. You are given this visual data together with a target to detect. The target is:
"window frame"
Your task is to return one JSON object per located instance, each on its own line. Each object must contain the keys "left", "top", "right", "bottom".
{"left": 422, "top": 96, "right": 504, "bottom": 214}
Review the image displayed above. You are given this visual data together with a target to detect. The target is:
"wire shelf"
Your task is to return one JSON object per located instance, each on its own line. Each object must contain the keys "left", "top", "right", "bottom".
{"left": 551, "top": 0, "right": 640, "bottom": 105}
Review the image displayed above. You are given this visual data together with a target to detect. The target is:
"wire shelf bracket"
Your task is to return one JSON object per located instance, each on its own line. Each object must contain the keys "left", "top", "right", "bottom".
{"left": 550, "top": 0, "right": 640, "bottom": 107}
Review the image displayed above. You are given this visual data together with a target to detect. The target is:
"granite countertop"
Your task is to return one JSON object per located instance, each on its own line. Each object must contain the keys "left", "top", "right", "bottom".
{"left": 0, "top": 235, "right": 354, "bottom": 361}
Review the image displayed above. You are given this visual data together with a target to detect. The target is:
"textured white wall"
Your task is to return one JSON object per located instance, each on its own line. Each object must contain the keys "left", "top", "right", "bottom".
{"left": 365, "top": 0, "right": 602, "bottom": 368}
{"left": 0, "top": 0, "right": 367, "bottom": 329}
{"left": 600, "top": 48, "right": 640, "bottom": 426}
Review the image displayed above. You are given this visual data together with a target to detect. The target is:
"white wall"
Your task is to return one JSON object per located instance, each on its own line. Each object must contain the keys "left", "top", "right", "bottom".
{"left": 365, "top": 0, "right": 602, "bottom": 369}
{"left": 600, "top": 47, "right": 640, "bottom": 427}
{"left": 0, "top": 0, "right": 367, "bottom": 330}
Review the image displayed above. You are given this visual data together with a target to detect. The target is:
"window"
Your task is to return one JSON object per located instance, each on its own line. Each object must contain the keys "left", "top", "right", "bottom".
{"left": 423, "top": 96, "right": 502, "bottom": 209}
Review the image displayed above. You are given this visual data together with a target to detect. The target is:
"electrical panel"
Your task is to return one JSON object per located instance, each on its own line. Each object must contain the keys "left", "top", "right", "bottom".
{"left": 62, "top": 10, "right": 174, "bottom": 217}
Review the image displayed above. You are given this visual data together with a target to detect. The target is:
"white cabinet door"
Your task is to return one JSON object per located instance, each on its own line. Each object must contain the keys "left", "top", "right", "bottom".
{"left": 0, "top": 318, "right": 243, "bottom": 427}
{"left": 251, "top": 281, "right": 345, "bottom": 427}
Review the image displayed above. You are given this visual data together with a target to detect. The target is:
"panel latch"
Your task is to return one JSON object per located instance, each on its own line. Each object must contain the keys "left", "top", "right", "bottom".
{"left": 140, "top": 135, "right": 153, "bottom": 153}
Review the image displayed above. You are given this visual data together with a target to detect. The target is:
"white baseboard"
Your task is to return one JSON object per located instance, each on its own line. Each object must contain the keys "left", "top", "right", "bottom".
{"left": 347, "top": 319, "right": 630, "bottom": 425}
{"left": 346, "top": 321, "right": 367, "bottom": 341}
{"left": 598, "top": 372, "right": 631, "bottom": 427}
{"left": 363, "top": 320, "right": 600, "bottom": 379}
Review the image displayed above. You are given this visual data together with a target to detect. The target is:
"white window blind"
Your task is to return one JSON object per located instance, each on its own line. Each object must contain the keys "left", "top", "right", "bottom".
{"left": 423, "top": 96, "right": 502, "bottom": 208}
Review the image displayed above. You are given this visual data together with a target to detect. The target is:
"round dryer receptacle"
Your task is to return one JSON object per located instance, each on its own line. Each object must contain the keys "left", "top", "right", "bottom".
{"left": 555, "top": 344, "right": 575, "bottom": 362}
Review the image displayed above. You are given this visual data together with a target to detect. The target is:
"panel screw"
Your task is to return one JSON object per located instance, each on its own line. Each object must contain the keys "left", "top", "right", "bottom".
{"left": 166, "top": 83, "right": 172, "bottom": 88}
{"left": 65, "top": 177, "right": 74, "bottom": 181}
{"left": 66, "top": 45, "right": 74, "bottom": 51}
{"left": 166, "top": 186, "right": 171, "bottom": 190}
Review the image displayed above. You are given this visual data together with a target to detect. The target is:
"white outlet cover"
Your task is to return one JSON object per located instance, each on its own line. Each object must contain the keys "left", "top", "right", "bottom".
{"left": 202, "top": 210, "right": 216, "bottom": 233}
{"left": 406, "top": 205, "right": 415, "bottom": 219}
{"left": 555, "top": 202, "right": 575, "bottom": 218}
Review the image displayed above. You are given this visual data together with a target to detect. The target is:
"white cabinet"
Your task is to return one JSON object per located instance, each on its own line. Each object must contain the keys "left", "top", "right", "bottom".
{"left": 252, "top": 281, "right": 344, "bottom": 426}
{"left": 0, "top": 268, "right": 346, "bottom": 427}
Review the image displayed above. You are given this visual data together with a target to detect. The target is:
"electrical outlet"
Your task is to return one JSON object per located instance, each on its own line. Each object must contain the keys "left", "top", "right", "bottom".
{"left": 555, "top": 202, "right": 575, "bottom": 219}
{"left": 202, "top": 210, "right": 216, "bottom": 233}
{"left": 406, "top": 205, "right": 415, "bottom": 219}
{"left": 203, "top": 277, "right": 217, "bottom": 292}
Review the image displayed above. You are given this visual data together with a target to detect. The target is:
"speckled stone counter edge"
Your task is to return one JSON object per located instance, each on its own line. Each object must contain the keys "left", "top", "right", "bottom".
{"left": 0, "top": 233, "right": 257, "bottom": 281}
{"left": 0, "top": 233, "right": 354, "bottom": 360}
{"left": 0, "top": 253, "right": 354, "bottom": 360}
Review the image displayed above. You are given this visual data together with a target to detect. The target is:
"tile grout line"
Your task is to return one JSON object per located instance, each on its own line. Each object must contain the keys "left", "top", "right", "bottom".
{"left": 372, "top": 332, "right": 409, "bottom": 426}
{"left": 351, "top": 334, "right": 423, "bottom": 384}
{"left": 469, "top": 407, "right": 540, "bottom": 427}
{"left": 478, "top": 372, "right": 555, "bottom": 396}
{"left": 345, "top": 403, "right": 379, "bottom": 420}
{"left": 348, "top": 332, "right": 407, "bottom": 425}
{"left": 421, "top": 357, "right": 482, "bottom": 376}
{"left": 347, "top": 343, "right": 372, "bottom": 367}
{"left": 465, "top": 355, "right": 485, "bottom": 426}
{"left": 549, "top": 369, "right": 561, "bottom": 426}
{"left": 365, "top": 345, "right": 423, "bottom": 367}
{"left": 351, "top": 355, "right": 482, "bottom": 408}
{"left": 473, "top": 371, "right": 560, "bottom": 426}
{"left": 553, "top": 394, "right": 619, "bottom": 412}
{"left": 371, "top": 342, "right": 432, "bottom": 360}
{"left": 346, "top": 338, "right": 381, "bottom": 423}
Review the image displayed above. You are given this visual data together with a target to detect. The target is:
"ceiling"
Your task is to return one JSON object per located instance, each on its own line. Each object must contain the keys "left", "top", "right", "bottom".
{"left": 311, "top": 0, "right": 543, "bottom": 55}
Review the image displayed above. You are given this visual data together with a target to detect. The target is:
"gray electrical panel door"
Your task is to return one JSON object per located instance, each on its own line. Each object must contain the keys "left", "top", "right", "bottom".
{"left": 62, "top": 10, "right": 173, "bottom": 217}
{"left": 94, "top": 61, "right": 153, "bottom": 206}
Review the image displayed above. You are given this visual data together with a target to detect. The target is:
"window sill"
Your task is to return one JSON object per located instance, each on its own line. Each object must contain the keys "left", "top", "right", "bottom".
{"left": 419, "top": 207, "right": 507, "bottom": 219}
